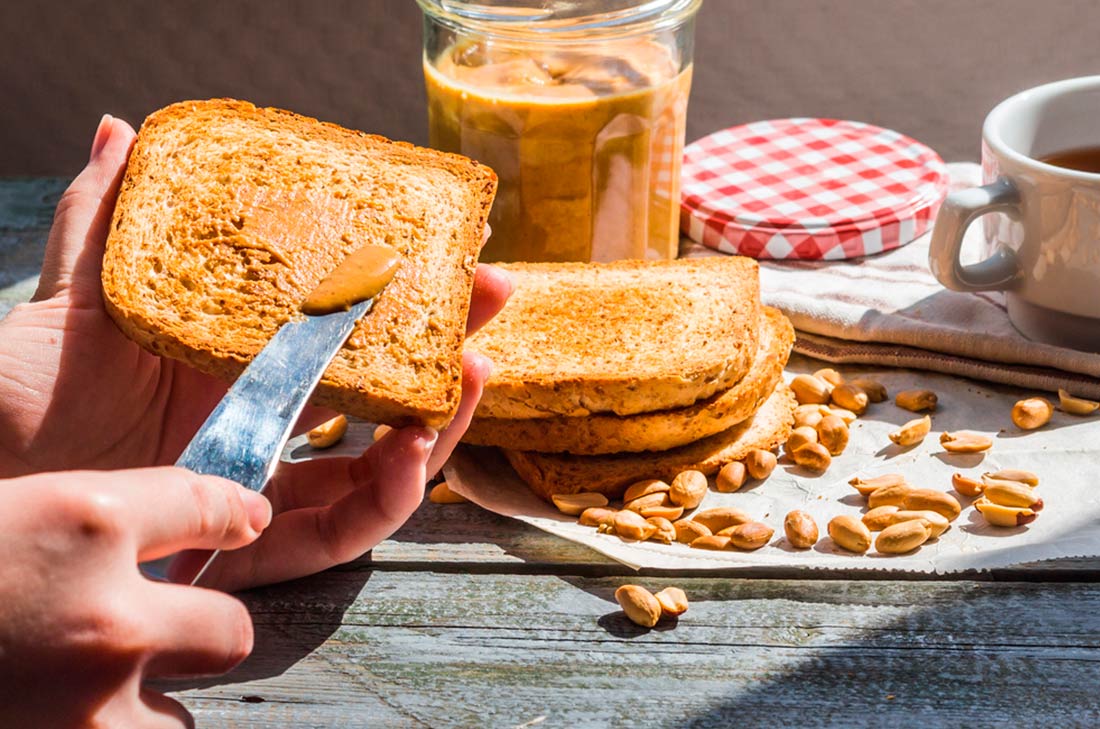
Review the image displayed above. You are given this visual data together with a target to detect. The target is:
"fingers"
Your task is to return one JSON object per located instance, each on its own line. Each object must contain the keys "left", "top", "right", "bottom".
{"left": 427, "top": 351, "right": 492, "bottom": 477}
{"left": 467, "top": 264, "right": 513, "bottom": 334}
{"left": 142, "top": 582, "right": 253, "bottom": 679}
{"left": 34, "top": 114, "right": 137, "bottom": 304}
{"left": 137, "top": 689, "right": 195, "bottom": 729}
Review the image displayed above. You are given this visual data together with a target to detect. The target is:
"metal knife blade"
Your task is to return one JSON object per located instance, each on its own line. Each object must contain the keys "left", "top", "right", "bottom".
{"left": 140, "top": 297, "right": 374, "bottom": 584}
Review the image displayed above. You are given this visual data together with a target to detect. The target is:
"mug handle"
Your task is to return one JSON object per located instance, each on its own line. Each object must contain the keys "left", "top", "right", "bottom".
{"left": 928, "top": 178, "right": 1022, "bottom": 292}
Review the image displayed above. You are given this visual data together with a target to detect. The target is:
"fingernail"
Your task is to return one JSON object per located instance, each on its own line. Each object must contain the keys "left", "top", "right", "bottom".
{"left": 414, "top": 427, "right": 439, "bottom": 454}
{"left": 241, "top": 489, "right": 272, "bottom": 532}
{"left": 89, "top": 114, "right": 113, "bottom": 161}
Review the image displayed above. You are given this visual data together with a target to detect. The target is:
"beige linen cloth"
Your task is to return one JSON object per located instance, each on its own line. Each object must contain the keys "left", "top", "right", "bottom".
{"left": 682, "top": 162, "right": 1100, "bottom": 399}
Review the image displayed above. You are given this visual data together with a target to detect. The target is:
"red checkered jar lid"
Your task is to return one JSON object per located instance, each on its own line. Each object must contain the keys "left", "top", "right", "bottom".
{"left": 680, "top": 118, "right": 949, "bottom": 260}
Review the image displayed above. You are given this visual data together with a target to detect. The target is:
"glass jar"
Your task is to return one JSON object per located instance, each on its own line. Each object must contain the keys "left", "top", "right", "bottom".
{"left": 418, "top": 0, "right": 701, "bottom": 263}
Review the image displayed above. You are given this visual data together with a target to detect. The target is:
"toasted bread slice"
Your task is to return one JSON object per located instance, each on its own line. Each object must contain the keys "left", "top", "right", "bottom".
{"left": 101, "top": 99, "right": 495, "bottom": 428}
{"left": 467, "top": 257, "right": 760, "bottom": 419}
{"left": 462, "top": 307, "right": 793, "bottom": 454}
{"left": 504, "top": 381, "right": 796, "bottom": 501}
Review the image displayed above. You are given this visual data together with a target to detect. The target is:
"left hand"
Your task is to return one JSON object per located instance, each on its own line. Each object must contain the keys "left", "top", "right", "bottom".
{"left": 0, "top": 114, "right": 512, "bottom": 591}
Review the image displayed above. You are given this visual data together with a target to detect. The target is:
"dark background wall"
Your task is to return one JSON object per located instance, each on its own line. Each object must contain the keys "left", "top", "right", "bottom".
{"left": 2, "top": 0, "right": 1099, "bottom": 175}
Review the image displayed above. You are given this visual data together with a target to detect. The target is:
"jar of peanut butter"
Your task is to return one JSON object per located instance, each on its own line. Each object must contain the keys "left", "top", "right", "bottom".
{"left": 418, "top": 0, "right": 701, "bottom": 263}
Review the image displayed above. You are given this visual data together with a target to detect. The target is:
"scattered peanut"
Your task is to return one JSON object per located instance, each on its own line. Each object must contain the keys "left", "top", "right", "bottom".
{"left": 692, "top": 507, "right": 752, "bottom": 533}
{"left": 744, "top": 449, "right": 779, "bottom": 480}
{"left": 974, "top": 498, "right": 1037, "bottom": 527}
{"left": 1012, "top": 397, "right": 1054, "bottom": 430}
{"left": 690, "top": 534, "right": 732, "bottom": 551}
{"left": 428, "top": 481, "right": 467, "bottom": 504}
{"left": 623, "top": 478, "right": 670, "bottom": 503}
{"left": 579, "top": 507, "right": 618, "bottom": 527}
{"left": 793, "top": 404, "right": 826, "bottom": 429}
{"left": 816, "top": 414, "right": 850, "bottom": 456}
{"left": 669, "top": 470, "right": 708, "bottom": 509}
{"left": 646, "top": 517, "right": 677, "bottom": 544}
{"left": 814, "top": 367, "right": 845, "bottom": 387}
{"left": 654, "top": 587, "right": 690, "bottom": 617}
{"left": 867, "top": 483, "right": 914, "bottom": 509}
{"left": 624, "top": 491, "right": 672, "bottom": 514}
{"left": 888, "top": 510, "right": 951, "bottom": 538}
{"left": 895, "top": 389, "right": 938, "bottom": 412}
{"left": 723, "top": 522, "right": 774, "bottom": 551}
{"left": 373, "top": 423, "right": 392, "bottom": 442}
{"left": 716, "top": 461, "right": 747, "bottom": 493}
{"left": 1058, "top": 388, "right": 1099, "bottom": 415}
{"left": 552, "top": 492, "right": 609, "bottom": 516}
{"left": 640, "top": 504, "right": 685, "bottom": 521}
{"left": 876, "top": 520, "right": 932, "bottom": 554}
{"left": 308, "top": 414, "right": 348, "bottom": 449}
{"left": 824, "top": 406, "right": 859, "bottom": 425}
{"left": 850, "top": 473, "right": 908, "bottom": 497}
{"left": 901, "top": 489, "right": 962, "bottom": 521}
{"left": 951, "top": 473, "right": 985, "bottom": 497}
{"left": 939, "top": 431, "right": 993, "bottom": 453}
{"left": 791, "top": 373, "right": 833, "bottom": 405}
{"left": 982, "top": 479, "right": 1044, "bottom": 511}
{"left": 786, "top": 426, "right": 819, "bottom": 453}
{"left": 862, "top": 505, "right": 901, "bottom": 531}
{"left": 615, "top": 585, "right": 662, "bottom": 628}
{"left": 673, "top": 519, "right": 712, "bottom": 544}
{"left": 983, "top": 469, "right": 1038, "bottom": 487}
{"left": 849, "top": 378, "right": 888, "bottom": 403}
{"left": 828, "top": 514, "right": 872, "bottom": 553}
{"left": 612, "top": 510, "right": 657, "bottom": 541}
{"left": 889, "top": 415, "right": 932, "bottom": 447}
{"left": 783, "top": 510, "right": 819, "bottom": 549}
{"left": 792, "top": 442, "right": 832, "bottom": 472}
{"left": 831, "top": 384, "right": 869, "bottom": 415}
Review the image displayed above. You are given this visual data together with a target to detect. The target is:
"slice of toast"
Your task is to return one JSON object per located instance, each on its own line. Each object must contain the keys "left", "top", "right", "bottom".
{"left": 101, "top": 99, "right": 496, "bottom": 429}
{"left": 466, "top": 257, "right": 761, "bottom": 419}
{"left": 462, "top": 307, "right": 793, "bottom": 454}
{"left": 503, "top": 381, "right": 796, "bottom": 501}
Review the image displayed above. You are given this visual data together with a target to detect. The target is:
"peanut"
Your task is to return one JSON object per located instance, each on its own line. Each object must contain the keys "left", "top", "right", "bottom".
{"left": 716, "top": 461, "right": 747, "bottom": 493}
{"left": 1059, "top": 388, "right": 1099, "bottom": 416}
{"left": 983, "top": 469, "right": 1039, "bottom": 487}
{"left": 612, "top": 510, "right": 658, "bottom": 541}
{"left": 889, "top": 415, "right": 932, "bottom": 447}
{"left": 895, "top": 389, "right": 938, "bottom": 412}
{"left": 744, "top": 449, "right": 779, "bottom": 480}
{"left": 1012, "top": 397, "right": 1053, "bottom": 430}
{"left": 639, "top": 504, "right": 685, "bottom": 521}
{"left": 624, "top": 491, "right": 672, "bottom": 514}
{"left": 982, "top": 479, "right": 1044, "bottom": 511}
{"left": 876, "top": 520, "right": 932, "bottom": 554}
{"left": 793, "top": 404, "right": 826, "bottom": 429}
{"left": 831, "top": 384, "right": 869, "bottom": 415}
{"left": 552, "top": 492, "right": 609, "bottom": 516}
{"left": 951, "top": 473, "right": 985, "bottom": 497}
{"left": 783, "top": 510, "right": 819, "bottom": 549}
{"left": 646, "top": 517, "right": 677, "bottom": 544}
{"left": 669, "top": 470, "right": 708, "bottom": 509}
{"left": 792, "top": 442, "right": 832, "bottom": 472}
{"left": 308, "top": 414, "right": 348, "bottom": 449}
{"left": 791, "top": 373, "right": 833, "bottom": 405}
{"left": 622, "top": 478, "right": 670, "bottom": 503}
{"left": 974, "top": 498, "right": 1037, "bottom": 527}
{"left": 786, "top": 426, "right": 820, "bottom": 453}
{"left": 850, "top": 473, "right": 908, "bottom": 497}
{"left": 939, "top": 431, "right": 993, "bottom": 453}
{"left": 888, "top": 510, "right": 951, "bottom": 538}
{"left": 828, "top": 514, "right": 872, "bottom": 553}
{"left": 816, "top": 414, "right": 850, "bottom": 456}
{"left": 373, "top": 423, "right": 392, "bottom": 442}
{"left": 814, "top": 367, "right": 845, "bottom": 387}
{"left": 849, "top": 378, "right": 887, "bottom": 403}
{"left": 901, "top": 489, "right": 962, "bottom": 521}
{"left": 867, "top": 483, "right": 914, "bottom": 509}
{"left": 824, "top": 406, "right": 859, "bottom": 425}
{"left": 692, "top": 507, "right": 752, "bottom": 533}
{"left": 428, "top": 481, "right": 467, "bottom": 504}
{"left": 690, "top": 534, "right": 732, "bottom": 551}
{"left": 615, "top": 585, "right": 662, "bottom": 628}
{"left": 673, "top": 519, "right": 712, "bottom": 544}
{"left": 579, "top": 507, "right": 618, "bottom": 527}
{"left": 654, "top": 586, "right": 689, "bottom": 617}
{"left": 862, "top": 505, "right": 901, "bottom": 531}
{"left": 723, "top": 521, "right": 774, "bottom": 551}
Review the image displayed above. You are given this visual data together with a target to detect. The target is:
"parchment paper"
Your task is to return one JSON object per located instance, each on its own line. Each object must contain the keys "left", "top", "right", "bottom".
{"left": 443, "top": 361, "right": 1100, "bottom": 573}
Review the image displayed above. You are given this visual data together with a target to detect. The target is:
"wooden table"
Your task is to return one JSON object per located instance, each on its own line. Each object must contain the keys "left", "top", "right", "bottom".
{"left": 5, "top": 178, "right": 1100, "bottom": 727}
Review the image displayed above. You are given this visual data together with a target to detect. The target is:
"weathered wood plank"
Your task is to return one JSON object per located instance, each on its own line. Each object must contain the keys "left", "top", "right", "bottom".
{"left": 159, "top": 570, "right": 1100, "bottom": 727}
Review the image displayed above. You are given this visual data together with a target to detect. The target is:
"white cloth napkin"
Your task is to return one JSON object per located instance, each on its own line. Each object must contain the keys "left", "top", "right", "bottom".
{"left": 682, "top": 162, "right": 1100, "bottom": 399}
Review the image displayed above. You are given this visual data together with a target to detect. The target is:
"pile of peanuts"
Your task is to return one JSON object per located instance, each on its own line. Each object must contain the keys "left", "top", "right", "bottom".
{"left": 614, "top": 584, "right": 689, "bottom": 628}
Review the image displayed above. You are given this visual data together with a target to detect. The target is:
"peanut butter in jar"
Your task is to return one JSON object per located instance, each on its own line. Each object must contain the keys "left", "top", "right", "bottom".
{"left": 419, "top": 1, "right": 700, "bottom": 263}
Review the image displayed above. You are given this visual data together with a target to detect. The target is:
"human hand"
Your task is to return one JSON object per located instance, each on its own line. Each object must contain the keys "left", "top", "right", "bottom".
{"left": 0, "top": 467, "right": 270, "bottom": 728}
{"left": 0, "top": 115, "right": 512, "bottom": 590}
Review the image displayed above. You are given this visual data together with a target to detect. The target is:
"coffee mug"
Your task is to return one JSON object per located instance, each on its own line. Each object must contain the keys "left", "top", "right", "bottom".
{"left": 929, "top": 75, "right": 1100, "bottom": 352}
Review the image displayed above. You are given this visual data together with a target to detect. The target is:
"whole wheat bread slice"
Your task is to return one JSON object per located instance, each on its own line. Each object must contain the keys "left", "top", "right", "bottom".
{"left": 466, "top": 257, "right": 761, "bottom": 419}
{"left": 462, "top": 307, "right": 793, "bottom": 454}
{"left": 503, "top": 381, "right": 796, "bottom": 501}
{"left": 101, "top": 99, "right": 496, "bottom": 428}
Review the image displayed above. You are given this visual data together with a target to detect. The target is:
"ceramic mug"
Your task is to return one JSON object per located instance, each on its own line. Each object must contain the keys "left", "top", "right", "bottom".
{"left": 929, "top": 76, "right": 1100, "bottom": 352}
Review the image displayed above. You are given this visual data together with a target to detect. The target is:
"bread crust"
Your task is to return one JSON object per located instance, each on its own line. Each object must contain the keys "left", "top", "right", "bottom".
{"left": 467, "top": 257, "right": 761, "bottom": 419}
{"left": 462, "top": 308, "right": 793, "bottom": 453}
{"left": 101, "top": 99, "right": 496, "bottom": 429}
{"left": 503, "top": 382, "right": 796, "bottom": 501}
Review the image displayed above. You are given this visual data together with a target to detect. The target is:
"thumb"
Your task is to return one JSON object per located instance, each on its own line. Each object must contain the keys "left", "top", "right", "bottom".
{"left": 33, "top": 114, "right": 137, "bottom": 303}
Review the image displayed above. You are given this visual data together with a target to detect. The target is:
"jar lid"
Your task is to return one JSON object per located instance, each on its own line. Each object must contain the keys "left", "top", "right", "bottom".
{"left": 680, "top": 118, "right": 949, "bottom": 260}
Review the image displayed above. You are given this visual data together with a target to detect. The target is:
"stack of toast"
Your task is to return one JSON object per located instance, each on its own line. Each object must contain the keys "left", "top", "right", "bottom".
{"left": 463, "top": 257, "right": 797, "bottom": 500}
